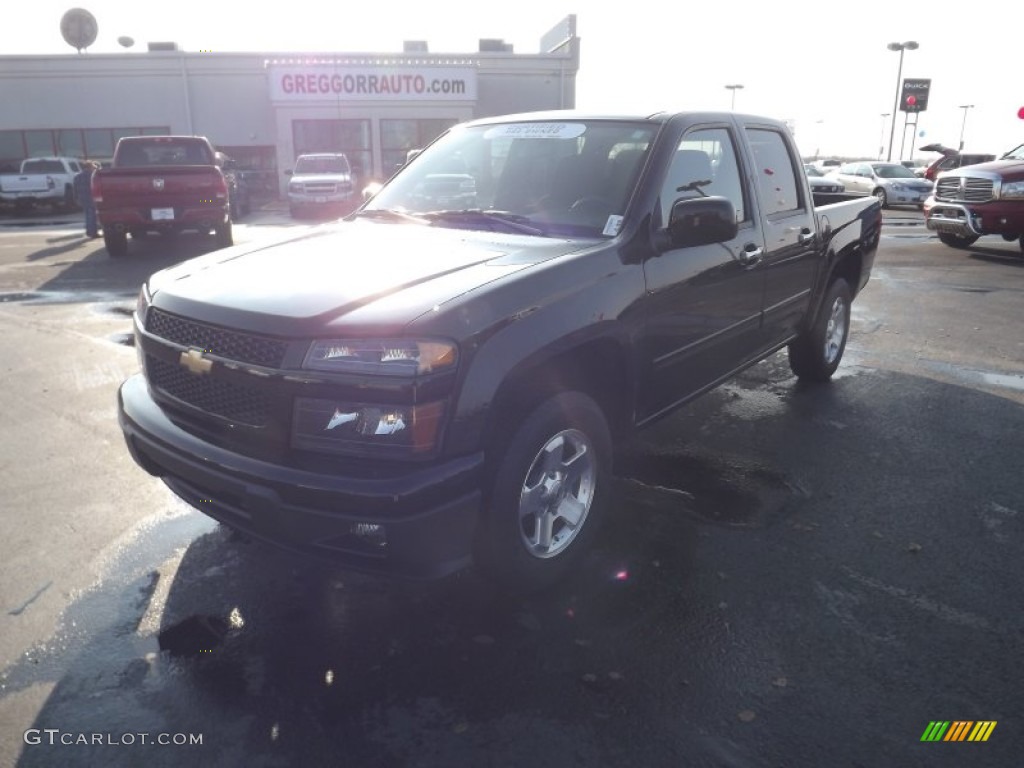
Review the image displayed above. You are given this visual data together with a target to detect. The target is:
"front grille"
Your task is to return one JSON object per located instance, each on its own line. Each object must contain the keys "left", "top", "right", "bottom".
{"left": 147, "top": 309, "right": 287, "bottom": 368}
{"left": 148, "top": 355, "right": 270, "bottom": 427}
{"left": 935, "top": 177, "right": 995, "bottom": 203}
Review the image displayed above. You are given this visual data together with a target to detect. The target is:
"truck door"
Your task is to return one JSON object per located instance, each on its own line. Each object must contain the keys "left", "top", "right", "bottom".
{"left": 742, "top": 125, "right": 819, "bottom": 348}
{"left": 637, "top": 125, "right": 766, "bottom": 424}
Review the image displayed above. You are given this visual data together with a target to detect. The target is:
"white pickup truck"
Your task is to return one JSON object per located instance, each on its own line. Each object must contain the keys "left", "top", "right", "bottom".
{"left": 0, "top": 156, "right": 84, "bottom": 213}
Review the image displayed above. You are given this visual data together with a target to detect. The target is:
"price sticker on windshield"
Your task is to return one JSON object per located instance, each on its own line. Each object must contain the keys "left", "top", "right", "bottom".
{"left": 483, "top": 123, "right": 586, "bottom": 140}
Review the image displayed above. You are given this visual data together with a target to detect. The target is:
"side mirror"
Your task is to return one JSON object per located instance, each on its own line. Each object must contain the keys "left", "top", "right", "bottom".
{"left": 666, "top": 196, "right": 738, "bottom": 248}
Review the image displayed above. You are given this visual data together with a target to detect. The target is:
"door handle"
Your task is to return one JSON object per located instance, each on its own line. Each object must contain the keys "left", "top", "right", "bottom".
{"left": 738, "top": 244, "right": 763, "bottom": 266}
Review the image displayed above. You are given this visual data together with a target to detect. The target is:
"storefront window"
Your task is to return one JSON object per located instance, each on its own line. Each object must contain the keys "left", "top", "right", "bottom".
{"left": 57, "top": 130, "right": 85, "bottom": 158}
{"left": 0, "top": 131, "right": 25, "bottom": 171}
{"left": 25, "top": 130, "right": 56, "bottom": 157}
{"left": 85, "top": 129, "right": 115, "bottom": 158}
{"left": 293, "top": 119, "right": 371, "bottom": 180}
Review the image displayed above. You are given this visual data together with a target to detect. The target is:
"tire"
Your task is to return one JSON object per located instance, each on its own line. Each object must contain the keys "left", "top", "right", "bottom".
{"left": 475, "top": 391, "right": 612, "bottom": 594}
{"left": 1020, "top": 235, "right": 1024, "bottom": 254}
{"left": 103, "top": 230, "right": 128, "bottom": 258}
{"left": 214, "top": 219, "right": 233, "bottom": 249}
{"left": 873, "top": 187, "right": 888, "bottom": 208}
{"left": 937, "top": 232, "right": 979, "bottom": 249}
{"left": 788, "top": 277, "right": 851, "bottom": 382}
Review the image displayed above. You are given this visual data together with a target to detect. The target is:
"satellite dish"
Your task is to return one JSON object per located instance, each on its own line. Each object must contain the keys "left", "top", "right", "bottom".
{"left": 60, "top": 8, "right": 99, "bottom": 52}
{"left": 118, "top": 36, "right": 135, "bottom": 48}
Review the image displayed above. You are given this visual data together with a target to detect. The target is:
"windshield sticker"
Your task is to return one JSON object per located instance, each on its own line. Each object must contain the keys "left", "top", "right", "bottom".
{"left": 602, "top": 215, "right": 624, "bottom": 237}
{"left": 483, "top": 123, "right": 586, "bottom": 140}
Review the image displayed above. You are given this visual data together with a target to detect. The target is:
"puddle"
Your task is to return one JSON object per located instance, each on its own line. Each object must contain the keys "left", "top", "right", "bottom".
{"left": 614, "top": 450, "right": 803, "bottom": 529}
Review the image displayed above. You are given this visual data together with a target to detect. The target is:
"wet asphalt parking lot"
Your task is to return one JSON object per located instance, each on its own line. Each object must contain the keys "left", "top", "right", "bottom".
{"left": 0, "top": 205, "right": 1021, "bottom": 767}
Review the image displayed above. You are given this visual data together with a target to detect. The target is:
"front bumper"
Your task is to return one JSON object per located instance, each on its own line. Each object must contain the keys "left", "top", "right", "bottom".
{"left": 925, "top": 199, "right": 1024, "bottom": 238}
{"left": 118, "top": 374, "right": 483, "bottom": 579}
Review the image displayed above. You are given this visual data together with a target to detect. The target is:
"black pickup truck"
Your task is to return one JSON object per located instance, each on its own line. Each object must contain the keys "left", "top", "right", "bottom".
{"left": 118, "top": 111, "right": 881, "bottom": 592}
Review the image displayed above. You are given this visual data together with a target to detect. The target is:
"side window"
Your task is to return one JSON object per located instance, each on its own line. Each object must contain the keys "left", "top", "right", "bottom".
{"left": 746, "top": 128, "right": 802, "bottom": 215}
{"left": 660, "top": 127, "right": 746, "bottom": 227}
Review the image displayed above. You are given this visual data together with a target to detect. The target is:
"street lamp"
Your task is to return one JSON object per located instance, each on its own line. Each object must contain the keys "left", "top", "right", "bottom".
{"left": 814, "top": 119, "right": 824, "bottom": 159}
{"left": 725, "top": 84, "right": 744, "bottom": 111}
{"left": 879, "top": 113, "right": 890, "bottom": 160}
{"left": 886, "top": 41, "right": 918, "bottom": 162}
{"left": 958, "top": 104, "right": 975, "bottom": 150}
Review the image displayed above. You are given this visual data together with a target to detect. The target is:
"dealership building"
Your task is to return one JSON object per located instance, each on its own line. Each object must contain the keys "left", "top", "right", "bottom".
{"left": 0, "top": 16, "right": 579, "bottom": 194}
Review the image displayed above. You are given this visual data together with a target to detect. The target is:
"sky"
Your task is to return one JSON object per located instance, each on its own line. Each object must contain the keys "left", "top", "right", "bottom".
{"left": 4, "top": 0, "right": 1022, "bottom": 161}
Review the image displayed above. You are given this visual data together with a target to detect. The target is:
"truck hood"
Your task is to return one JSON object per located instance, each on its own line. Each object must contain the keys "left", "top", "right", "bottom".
{"left": 148, "top": 220, "right": 590, "bottom": 334}
{"left": 946, "top": 158, "right": 1024, "bottom": 179}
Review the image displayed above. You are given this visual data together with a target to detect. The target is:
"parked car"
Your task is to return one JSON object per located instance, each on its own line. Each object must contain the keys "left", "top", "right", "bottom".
{"left": 286, "top": 153, "right": 356, "bottom": 218}
{"left": 919, "top": 144, "right": 997, "bottom": 182}
{"left": 0, "top": 156, "right": 84, "bottom": 213}
{"left": 92, "top": 135, "right": 233, "bottom": 258}
{"left": 924, "top": 142, "right": 1024, "bottom": 252}
{"left": 804, "top": 165, "right": 846, "bottom": 199}
{"left": 118, "top": 110, "right": 881, "bottom": 592}
{"left": 829, "top": 161, "right": 935, "bottom": 208}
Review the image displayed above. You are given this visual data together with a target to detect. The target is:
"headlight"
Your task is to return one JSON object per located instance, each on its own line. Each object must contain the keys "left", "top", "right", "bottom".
{"left": 1001, "top": 181, "right": 1024, "bottom": 199}
{"left": 890, "top": 183, "right": 906, "bottom": 191}
{"left": 135, "top": 284, "right": 150, "bottom": 325}
{"left": 292, "top": 398, "right": 445, "bottom": 456}
{"left": 304, "top": 339, "right": 457, "bottom": 376}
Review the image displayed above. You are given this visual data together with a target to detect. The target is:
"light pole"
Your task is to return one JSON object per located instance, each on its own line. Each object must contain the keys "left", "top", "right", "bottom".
{"left": 886, "top": 41, "right": 918, "bottom": 161}
{"left": 725, "top": 84, "right": 744, "bottom": 111}
{"left": 879, "top": 113, "right": 890, "bottom": 160}
{"left": 815, "top": 119, "right": 824, "bottom": 159}
{"left": 958, "top": 104, "right": 975, "bottom": 150}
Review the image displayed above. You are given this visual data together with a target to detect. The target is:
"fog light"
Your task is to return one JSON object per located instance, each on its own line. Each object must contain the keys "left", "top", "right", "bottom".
{"left": 350, "top": 523, "right": 387, "bottom": 549}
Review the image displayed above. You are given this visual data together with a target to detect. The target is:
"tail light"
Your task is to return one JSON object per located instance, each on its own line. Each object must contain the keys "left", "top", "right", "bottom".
{"left": 91, "top": 175, "right": 102, "bottom": 204}
{"left": 215, "top": 174, "right": 228, "bottom": 200}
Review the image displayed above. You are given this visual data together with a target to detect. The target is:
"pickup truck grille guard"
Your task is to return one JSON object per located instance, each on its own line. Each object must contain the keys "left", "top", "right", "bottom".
{"left": 147, "top": 309, "right": 287, "bottom": 367}
{"left": 925, "top": 203, "right": 985, "bottom": 237}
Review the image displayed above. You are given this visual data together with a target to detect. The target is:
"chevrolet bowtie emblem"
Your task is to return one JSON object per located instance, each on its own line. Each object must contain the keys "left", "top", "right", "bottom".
{"left": 179, "top": 348, "right": 213, "bottom": 375}
{"left": 153, "top": 178, "right": 165, "bottom": 190}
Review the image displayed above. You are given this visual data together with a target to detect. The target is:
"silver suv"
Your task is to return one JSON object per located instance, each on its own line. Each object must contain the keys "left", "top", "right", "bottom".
{"left": 286, "top": 153, "right": 355, "bottom": 218}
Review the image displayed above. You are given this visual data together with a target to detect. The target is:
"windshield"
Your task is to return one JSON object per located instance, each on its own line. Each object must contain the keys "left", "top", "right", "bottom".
{"left": 363, "top": 119, "right": 658, "bottom": 237}
{"left": 804, "top": 166, "right": 824, "bottom": 177}
{"left": 1002, "top": 143, "right": 1024, "bottom": 161}
{"left": 871, "top": 163, "right": 917, "bottom": 179}
{"left": 295, "top": 156, "right": 350, "bottom": 174}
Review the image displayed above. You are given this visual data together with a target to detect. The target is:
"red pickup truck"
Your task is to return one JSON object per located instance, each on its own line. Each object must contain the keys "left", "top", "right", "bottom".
{"left": 92, "top": 136, "right": 233, "bottom": 258}
{"left": 924, "top": 142, "right": 1024, "bottom": 252}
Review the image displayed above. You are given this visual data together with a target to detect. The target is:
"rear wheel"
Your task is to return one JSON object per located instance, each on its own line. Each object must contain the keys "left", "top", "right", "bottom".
{"left": 937, "top": 232, "right": 979, "bottom": 249}
{"left": 788, "top": 277, "right": 851, "bottom": 382}
{"left": 475, "top": 391, "right": 612, "bottom": 594}
{"left": 103, "top": 230, "right": 128, "bottom": 258}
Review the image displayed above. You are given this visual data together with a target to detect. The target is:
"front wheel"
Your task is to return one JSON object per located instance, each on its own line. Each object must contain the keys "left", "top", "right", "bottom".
{"left": 103, "top": 230, "right": 128, "bottom": 258}
{"left": 788, "top": 278, "right": 851, "bottom": 382}
{"left": 475, "top": 391, "right": 612, "bottom": 594}
{"left": 937, "top": 232, "right": 979, "bottom": 249}
{"left": 873, "top": 188, "right": 888, "bottom": 208}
